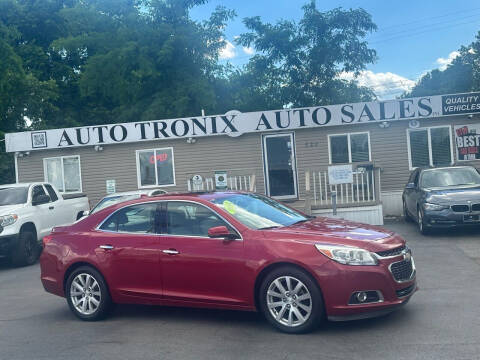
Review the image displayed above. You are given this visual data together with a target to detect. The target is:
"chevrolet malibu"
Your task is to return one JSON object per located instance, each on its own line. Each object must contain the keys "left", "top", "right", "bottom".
{"left": 40, "top": 192, "right": 416, "bottom": 333}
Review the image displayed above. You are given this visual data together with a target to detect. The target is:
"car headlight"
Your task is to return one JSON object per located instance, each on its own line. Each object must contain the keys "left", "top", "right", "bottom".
{"left": 423, "top": 203, "right": 448, "bottom": 211}
{"left": 315, "top": 244, "right": 378, "bottom": 265}
{"left": 0, "top": 214, "right": 18, "bottom": 227}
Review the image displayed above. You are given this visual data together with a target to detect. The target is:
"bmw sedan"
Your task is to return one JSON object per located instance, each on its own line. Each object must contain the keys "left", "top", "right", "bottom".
{"left": 403, "top": 166, "right": 480, "bottom": 234}
{"left": 40, "top": 192, "right": 416, "bottom": 333}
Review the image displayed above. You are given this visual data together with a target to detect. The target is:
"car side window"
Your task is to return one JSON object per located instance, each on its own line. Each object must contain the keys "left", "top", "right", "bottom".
{"left": 32, "top": 185, "right": 49, "bottom": 201}
{"left": 100, "top": 203, "right": 158, "bottom": 234}
{"left": 44, "top": 184, "right": 58, "bottom": 202}
{"left": 166, "top": 201, "right": 229, "bottom": 237}
{"left": 413, "top": 171, "right": 420, "bottom": 187}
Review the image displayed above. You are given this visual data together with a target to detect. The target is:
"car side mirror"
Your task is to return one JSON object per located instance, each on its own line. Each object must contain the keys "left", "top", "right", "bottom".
{"left": 405, "top": 182, "right": 416, "bottom": 190}
{"left": 32, "top": 194, "right": 50, "bottom": 206}
{"left": 208, "top": 226, "right": 239, "bottom": 240}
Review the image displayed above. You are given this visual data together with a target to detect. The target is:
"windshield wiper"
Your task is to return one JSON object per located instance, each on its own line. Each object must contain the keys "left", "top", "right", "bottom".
{"left": 258, "top": 226, "right": 281, "bottom": 230}
{"left": 291, "top": 219, "right": 310, "bottom": 225}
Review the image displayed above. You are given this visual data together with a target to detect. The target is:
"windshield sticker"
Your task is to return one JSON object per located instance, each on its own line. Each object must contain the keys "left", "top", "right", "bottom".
{"left": 223, "top": 200, "right": 237, "bottom": 214}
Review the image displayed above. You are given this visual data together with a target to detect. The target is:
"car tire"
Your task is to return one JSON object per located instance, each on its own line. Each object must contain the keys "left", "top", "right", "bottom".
{"left": 259, "top": 266, "right": 323, "bottom": 334}
{"left": 403, "top": 200, "right": 412, "bottom": 222}
{"left": 417, "top": 207, "right": 429, "bottom": 235}
{"left": 11, "top": 230, "right": 40, "bottom": 267}
{"left": 65, "top": 266, "right": 112, "bottom": 321}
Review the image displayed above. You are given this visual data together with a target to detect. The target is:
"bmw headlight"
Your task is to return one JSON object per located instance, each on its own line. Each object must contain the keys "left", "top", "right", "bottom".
{"left": 0, "top": 214, "right": 18, "bottom": 227}
{"left": 315, "top": 244, "right": 378, "bottom": 265}
{"left": 423, "top": 203, "right": 448, "bottom": 211}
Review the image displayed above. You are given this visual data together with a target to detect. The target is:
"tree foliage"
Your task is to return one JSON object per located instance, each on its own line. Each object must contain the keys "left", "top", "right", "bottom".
{"left": 233, "top": 1, "right": 377, "bottom": 109}
{"left": 405, "top": 31, "right": 480, "bottom": 97}
{"left": 0, "top": 0, "right": 378, "bottom": 184}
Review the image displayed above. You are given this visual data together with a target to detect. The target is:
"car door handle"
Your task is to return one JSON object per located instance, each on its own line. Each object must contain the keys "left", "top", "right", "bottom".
{"left": 99, "top": 245, "right": 114, "bottom": 250}
{"left": 49, "top": 206, "right": 54, "bottom": 210}
{"left": 162, "top": 249, "right": 179, "bottom": 255}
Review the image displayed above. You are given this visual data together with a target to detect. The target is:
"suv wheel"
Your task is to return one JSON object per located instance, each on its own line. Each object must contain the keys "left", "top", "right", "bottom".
{"left": 259, "top": 266, "right": 323, "bottom": 334}
{"left": 66, "top": 266, "right": 112, "bottom": 321}
{"left": 11, "top": 230, "right": 40, "bottom": 267}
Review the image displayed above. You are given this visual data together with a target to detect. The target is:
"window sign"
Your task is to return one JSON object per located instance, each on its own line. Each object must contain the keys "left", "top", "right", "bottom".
{"left": 106, "top": 180, "right": 116, "bottom": 194}
{"left": 454, "top": 125, "right": 480, "bottom": 161}
{"left": 215, "top": 171, "right": 228, "bottom": 190}
{"left": 137, "top": 148, "right": 175, "bottom": 187}
{"left": 328, "top": 165, "right": 353, "bottom": 185}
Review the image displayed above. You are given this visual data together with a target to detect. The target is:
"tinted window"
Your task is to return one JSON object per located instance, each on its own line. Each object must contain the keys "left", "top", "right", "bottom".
{"left": 166, "top": 202, "right": 228, "bottom": 237}
{"left": 100, "top": 203, "right": 158, "bottom": 233}
{"left": 0, "top": 187, "right": 29, "bottom": 206}
{"left": 32, "top": 185, "right": 48, "bottom": 200}
{"left": 44, "top": 184, "right": 58, "bottom": 202}
{"left": 330, "top": 135, "right": 349, "bottom": 163}
{"left": 350, "top": 133, "right": 370, "bottom": 162}
{"left": 91, "top": 194, "right": 141, "bottom": 214}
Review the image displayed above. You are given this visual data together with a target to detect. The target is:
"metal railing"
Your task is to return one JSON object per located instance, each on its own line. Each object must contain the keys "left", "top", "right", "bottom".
{"left": 187, "top": 174, "right": 256, "bottom": 192}
{"left": 305, "top": 166, "right": 380, "bottom": 208}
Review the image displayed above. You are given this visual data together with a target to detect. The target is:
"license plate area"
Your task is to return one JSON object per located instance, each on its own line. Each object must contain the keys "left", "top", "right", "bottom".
{"left": 463, "top": 214, "right": 480, "bottom": 222}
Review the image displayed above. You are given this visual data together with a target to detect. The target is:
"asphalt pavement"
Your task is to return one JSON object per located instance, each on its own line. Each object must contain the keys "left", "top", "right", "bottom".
{"left": 1, "top": 220, "right": 480, "bottom": 360}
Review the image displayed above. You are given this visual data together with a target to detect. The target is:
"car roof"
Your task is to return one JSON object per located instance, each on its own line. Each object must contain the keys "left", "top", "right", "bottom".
{"left": 420, "top": 166, "right": 475, "bottom": 172}
{"left": 0, "top": 182, "right": 43, "bottom": 188}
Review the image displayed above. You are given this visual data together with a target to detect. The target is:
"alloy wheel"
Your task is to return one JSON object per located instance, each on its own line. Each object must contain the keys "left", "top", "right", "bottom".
{"left": 266, "top": 276, "right": 312, "bottom": 327}
{"left": 70, "top": 273, "right": 102, "bottom": 316}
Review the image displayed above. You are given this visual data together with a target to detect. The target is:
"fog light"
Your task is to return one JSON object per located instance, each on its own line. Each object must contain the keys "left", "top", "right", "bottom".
{"left": 356, "top": 291, "right": 367, "bottom": 303}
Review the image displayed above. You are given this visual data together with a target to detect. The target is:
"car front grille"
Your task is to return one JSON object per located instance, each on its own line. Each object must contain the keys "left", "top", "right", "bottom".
{"left": 376, "top": 245, "right": 406, "bottom": 257}
{"left": 451, "top": 205, "right": 470, "bottom": 212}
{"left": 472, "top": 204, "right": 480, "bottom": 211}
{"left": 390, "top": 259, "right": 414, "bottom": 282}
{"left": 396, "top": 283, "right": 415, "bottom": 298}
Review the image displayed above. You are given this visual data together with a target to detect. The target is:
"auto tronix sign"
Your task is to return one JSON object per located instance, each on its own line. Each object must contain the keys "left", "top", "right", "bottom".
{"left": 6, "top": 91, "right": 480, "bottom": 152}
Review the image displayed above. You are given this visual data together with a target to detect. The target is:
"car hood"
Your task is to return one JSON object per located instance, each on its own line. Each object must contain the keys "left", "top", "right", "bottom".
{"left": 262, "top": 217, "right": 404, "bottom": 253}
{"left": 424, "top": 185, "right": 480, "bottom": 204}
{"left": 0, "top": 204, "right": 25, "bottom": 216}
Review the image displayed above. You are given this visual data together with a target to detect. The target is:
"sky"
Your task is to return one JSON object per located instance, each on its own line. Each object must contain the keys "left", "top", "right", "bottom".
{"left": 190, "top": 0, "right": 480, "bottom": 100}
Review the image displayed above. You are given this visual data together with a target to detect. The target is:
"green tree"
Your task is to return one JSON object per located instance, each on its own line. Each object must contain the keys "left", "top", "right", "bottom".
{"left": 233, "top": 1, "right": 377, "bottom": 109}
{"left": 405, "top": 31, "right": 480, "bottom": 97}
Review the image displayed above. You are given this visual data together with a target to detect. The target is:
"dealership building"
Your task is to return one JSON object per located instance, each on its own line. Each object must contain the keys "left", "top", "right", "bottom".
{"left": 5, "top": 91, "right": 480, "bottom": 224}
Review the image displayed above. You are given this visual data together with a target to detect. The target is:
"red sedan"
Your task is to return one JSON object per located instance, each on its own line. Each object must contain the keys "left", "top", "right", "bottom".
{"left": 40, "top": 192, "right": 416, "bottom": 333}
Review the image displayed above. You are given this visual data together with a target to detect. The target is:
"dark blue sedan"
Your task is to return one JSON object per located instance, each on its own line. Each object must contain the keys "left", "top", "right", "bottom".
{"left": 402, "top": 166, "right": 480, "bottom": 234}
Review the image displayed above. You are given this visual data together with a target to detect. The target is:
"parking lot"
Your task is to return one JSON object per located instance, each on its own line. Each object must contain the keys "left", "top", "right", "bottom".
{"left": 1, "top": 220, "right": 480, "bottom": 360}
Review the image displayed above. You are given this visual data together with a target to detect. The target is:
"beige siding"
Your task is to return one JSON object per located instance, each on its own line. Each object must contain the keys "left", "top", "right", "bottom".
{"left": 16, "top": 114, "right": 480, "bottom": 208}
{"left": 17, "top": 133, "right": 266, "bottom": 207}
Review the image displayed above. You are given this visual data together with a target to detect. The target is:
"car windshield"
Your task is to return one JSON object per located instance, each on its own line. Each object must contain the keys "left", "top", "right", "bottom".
{"left": 210, "top": 193, "right": 308, "bottom": 230}
{"left": 0, "top": 187, "right": 29, "bottom": 206}
{"left": 421, "top": 168, "right": 480, "bottom": 188}
{"left": 91, "top": 194, "right": 141, "bottom": 214}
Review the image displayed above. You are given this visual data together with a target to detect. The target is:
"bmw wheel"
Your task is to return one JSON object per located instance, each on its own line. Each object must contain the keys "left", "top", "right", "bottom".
{"left": 259, "top": 266, "right": 323, "bottom": 333}
{"left": 417, "top": 207, "right": 429, "bottom": 235}
{"left": 66, "top": 266, "right": 112, "bottom": 321}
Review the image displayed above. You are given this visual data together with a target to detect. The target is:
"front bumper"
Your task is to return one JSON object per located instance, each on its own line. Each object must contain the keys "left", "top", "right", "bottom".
{"left": 423, "top": 208, "right": 480, "bottom": 227}
{"left": 314, "top": 253, "right": 417, "bottom": 321}
{"left": 0, "top": 234, "right": 18, "bottom": 257}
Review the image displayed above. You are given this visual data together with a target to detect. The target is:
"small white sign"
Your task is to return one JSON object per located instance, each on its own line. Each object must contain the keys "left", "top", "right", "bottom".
{"left": 106, "top": 179, "right": 116, "bottom": 194}
{"left": 192, "top": 174, "right": 203, "bottom": 186}
{"left": 328, "top": 165, "right": 353, "bottom": 185}
{"left": 215, "top": 171, "right": 228, "bottom": 190}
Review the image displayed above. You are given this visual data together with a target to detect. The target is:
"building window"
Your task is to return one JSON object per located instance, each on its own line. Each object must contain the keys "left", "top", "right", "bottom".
{"left": 43, "top": 156, "right": 82, "bottom": 193}
{"left": 407, "top": 126, "right": 453, "bottom": 169}
{"left": 328, "top": 132, "right": 371, "bottom": 164}
{"left": 136, "top": 148, "right": 175, "bottom": 187}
